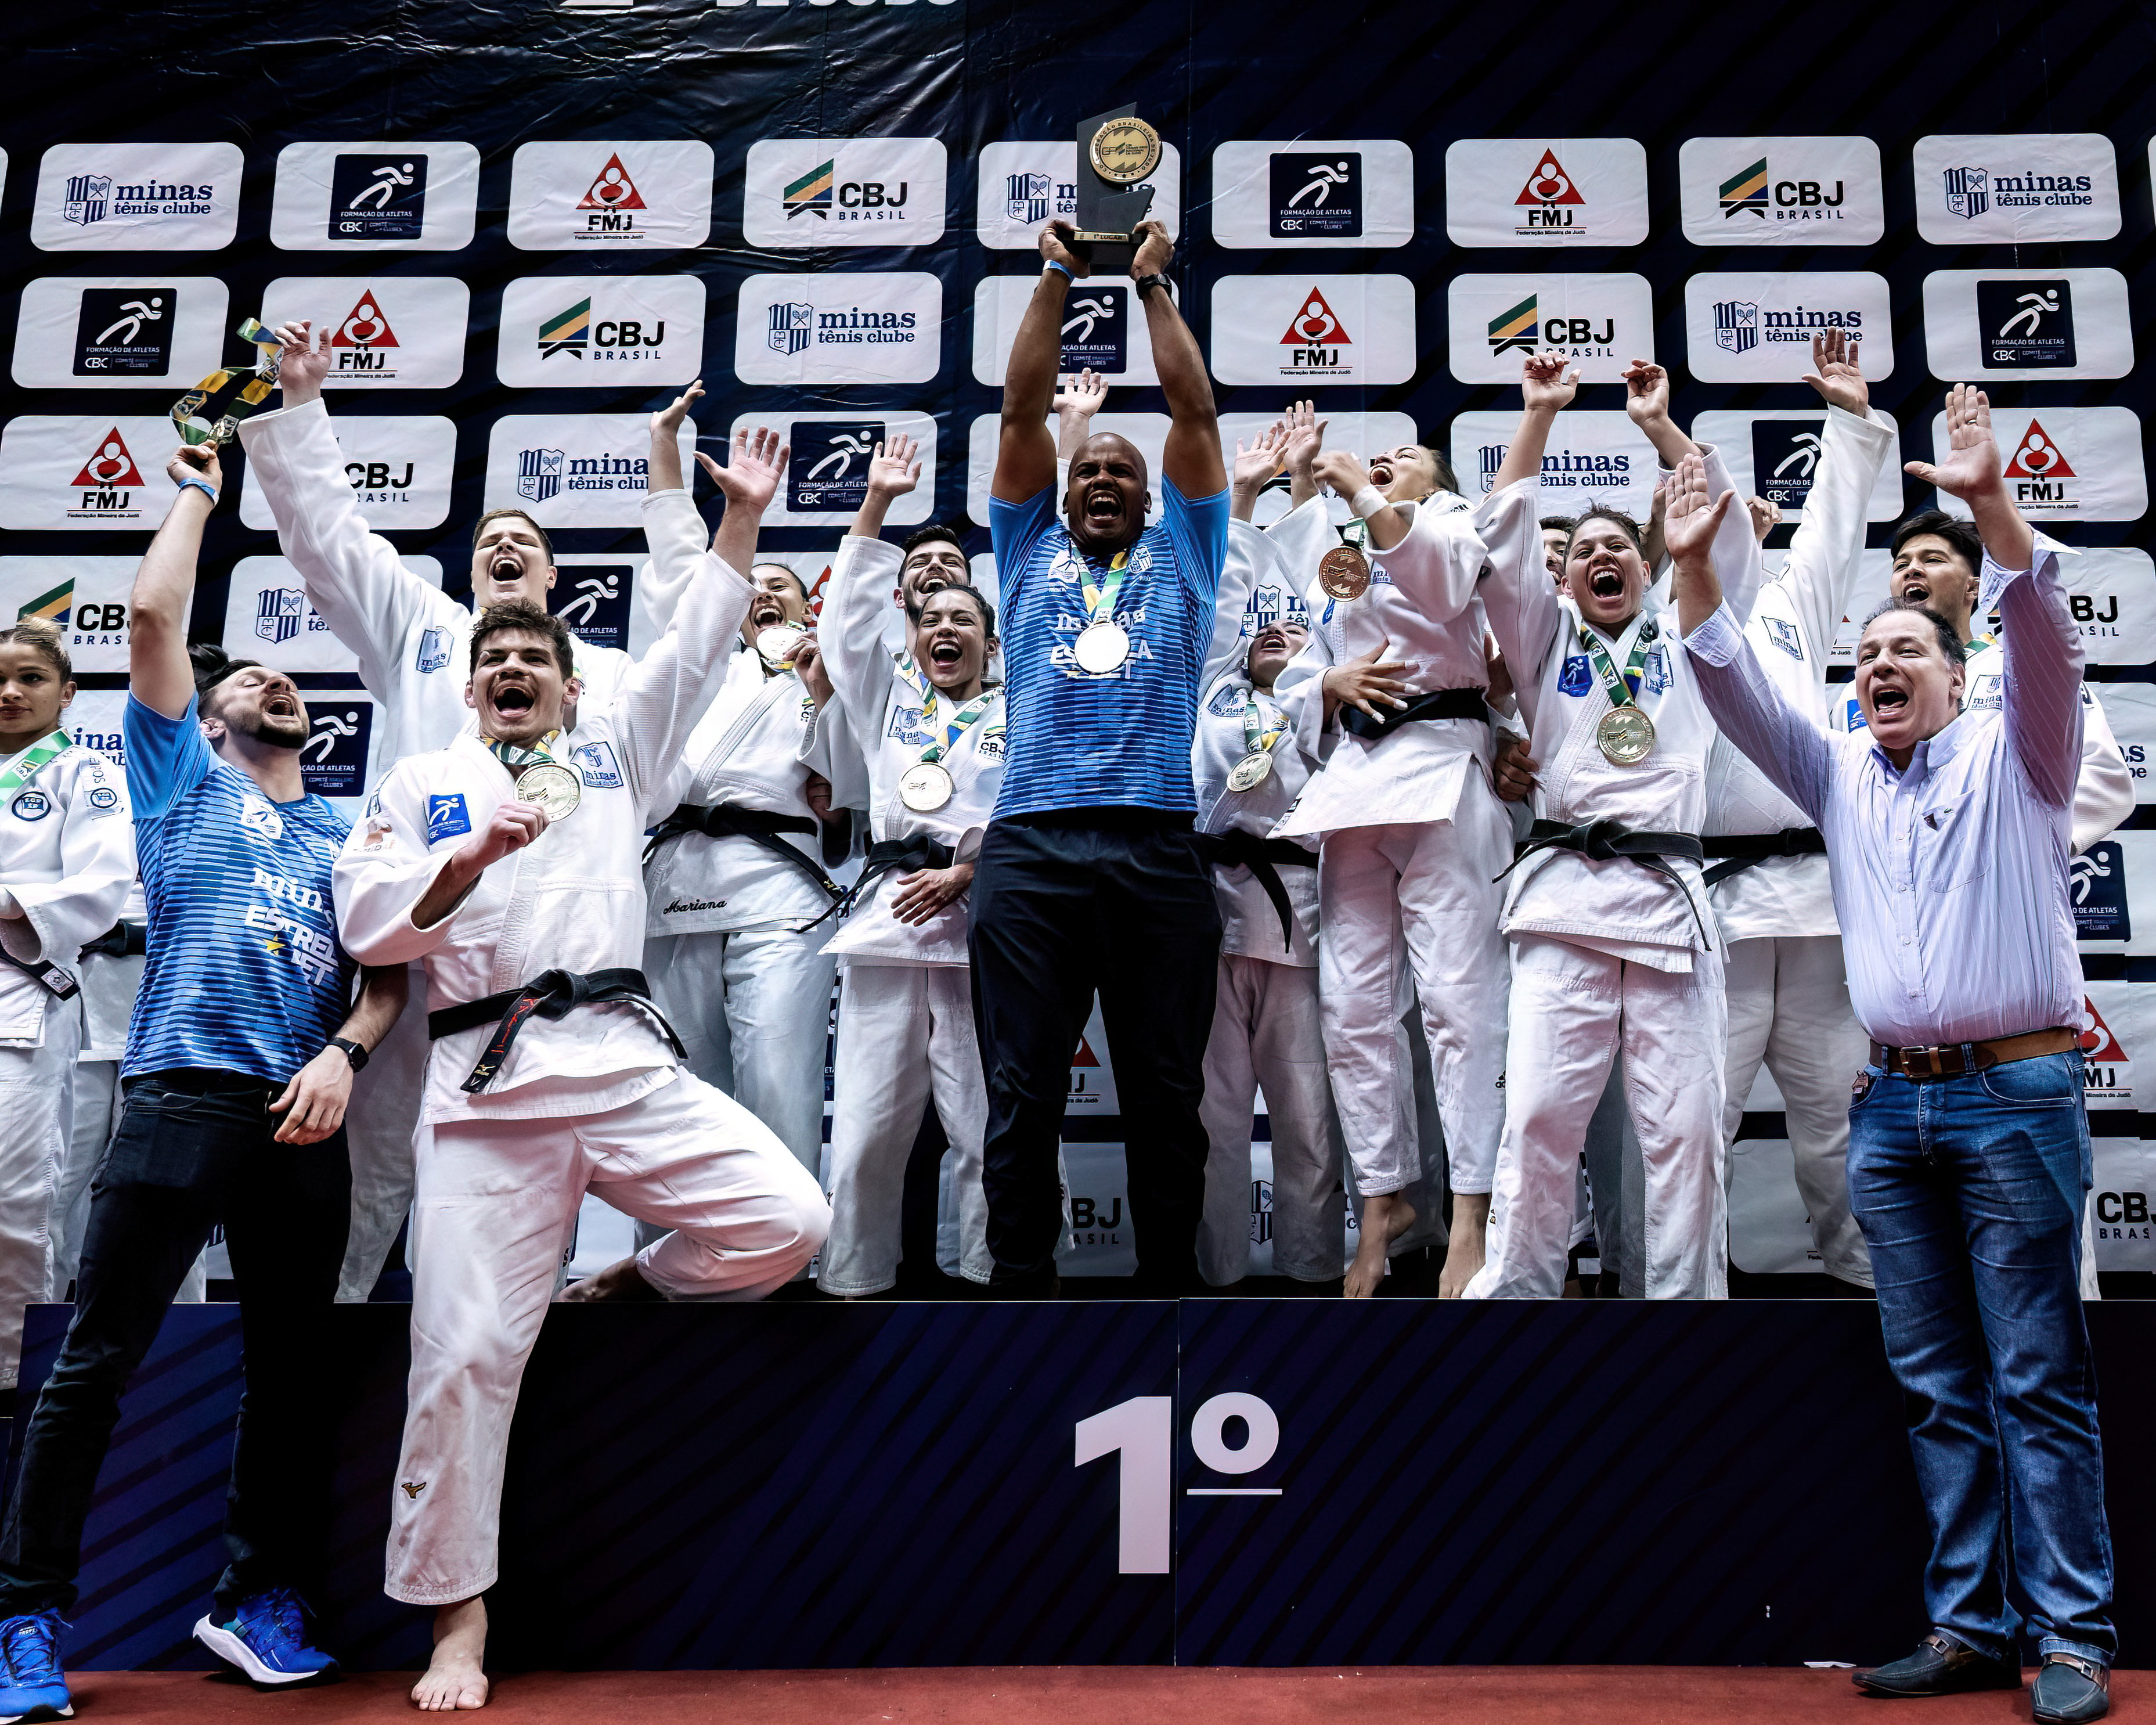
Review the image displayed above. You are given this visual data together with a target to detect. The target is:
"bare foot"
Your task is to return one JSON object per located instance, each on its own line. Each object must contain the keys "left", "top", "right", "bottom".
{"left": 412, "top": 1597, "right": 488, "bottom": 1711}
{"left": 1437, "top": 1193, "right": 1490, "bottom": 1299}
{"left": 1344, "top": 1192, "right": 1416, "bottom": 1298}
{"left": 558, "top": 1255, "right": 662, "bottom": 1302}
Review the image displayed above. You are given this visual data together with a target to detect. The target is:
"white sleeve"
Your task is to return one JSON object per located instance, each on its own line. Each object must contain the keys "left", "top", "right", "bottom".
{"left": 1263, "top": 496, "right": 1336, "bottom": 586}
{"left": 1667, "top": 443, "right": 1768, "bottom": 626}
{"left": 236, "top": 399, "right": 465, "bottom": 698}
{"left": 2073, "top": 687, "right": 2135, "bottom": 854}
{"left": 1472, "top": 477, "right": 1560, "bottom": 736}
{"left": 331, "top": 764, "right": 463, "bottom": 967}
{"left": 1369, "top": 496, "right": 1487, "bottom": 626}
{"left": 1773, "top": 406, "right": 1895, "bottom": 670}
{"left": 634, "top": 486, "right": 711, "bottom": 642}
{"left": 800, "top": 693, "right": 874, "bottom": 814}
{"left": 607, "top": 553, "right": 758, "bottom": 818}
{"left": 1, "top": 755, "right": 134, "bottom": 968}
{"left": 824, "top": 535, "right": 903, "bottom": 722}
{"left": 1200, "top": 521, "right": 1269, "bottom": 690}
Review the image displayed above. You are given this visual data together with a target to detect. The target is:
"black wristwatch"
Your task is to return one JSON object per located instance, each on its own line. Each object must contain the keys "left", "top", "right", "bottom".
{"left": 326, "top": 1036, "right": 369, "bottom": 1072}
{"left": 1133, "top": 273, "right": 1174, "bottom": 302}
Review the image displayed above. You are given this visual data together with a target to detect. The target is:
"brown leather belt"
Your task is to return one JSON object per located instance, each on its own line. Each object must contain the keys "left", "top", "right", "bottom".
{"left": 1869, "top": 1026, "right": 2079, "bottom": 1081}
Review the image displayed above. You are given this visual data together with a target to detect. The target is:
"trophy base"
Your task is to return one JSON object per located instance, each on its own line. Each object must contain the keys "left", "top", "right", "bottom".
{"left": 1072, "top": 230, "right": 1131, "bottom": 244}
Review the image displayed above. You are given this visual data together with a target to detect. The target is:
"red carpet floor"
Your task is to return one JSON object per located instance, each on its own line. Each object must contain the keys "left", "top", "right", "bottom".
{"left": 60, "top": 1666, "right": 2146, "bottom": 1722}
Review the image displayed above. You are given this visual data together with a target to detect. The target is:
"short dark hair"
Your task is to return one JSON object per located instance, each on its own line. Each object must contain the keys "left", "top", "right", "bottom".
{"left": 1418, "top": 443, "right": 1462, "bottom": 498}
{"left": 1539, "top": 514, "right": 1576, "bottom": 535}
{"left": 915, "top": 582, "right": 997, "bottom": 640}
{"left": 1889, "top": 509, "right": 1983, "bottom": 579}
{"left": 1861, "top": 599, "right": 1964, "bottom": 665}
{"left": 0, "top": 618, "right": 71, "bottom": 681}
{"left": 471, "top": 507, "right": 556, "bottom": 566}
{"left": 1564, "top": 506, "right": 1645, "bottom": 560}
{"left": 900, "top": 524, "right": 968, "bottom": 567}
{"left": 751, "top": 561, "right": 810, "bottom": 603}
{"left": 469, "top": 601, "right": 574, "bottom": 677}
{"left": 189, "top": 642, "right": 259, "bottom": 700}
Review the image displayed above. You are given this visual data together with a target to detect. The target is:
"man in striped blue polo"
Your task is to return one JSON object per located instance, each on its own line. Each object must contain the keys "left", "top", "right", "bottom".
{"left": 973, "top": 217, "right": 1228, "bottom": 1297}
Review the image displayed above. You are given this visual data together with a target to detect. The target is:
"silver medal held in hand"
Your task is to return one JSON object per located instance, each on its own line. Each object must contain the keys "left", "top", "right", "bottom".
{"left": 514, "top": 761, "right": 583, "bottom": 821}
{"left": 1227, "top": 752, "right": 1273, "bottom": 793}
{"left": 1074, "top": 620, "right": 1130, "bottom": 675}
{"left": 1596, "top": 706, "right": 1656, "bottom": 766}
{"left": 899, "top": 761, "right": 955, "bottom": 813}
{"left": 758, "top": 625, "right": 806, "bottom": 667}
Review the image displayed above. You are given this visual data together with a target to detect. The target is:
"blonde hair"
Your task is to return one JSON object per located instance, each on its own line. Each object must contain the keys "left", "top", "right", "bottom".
{"left": 0, "top": 618, "right": 72, "bottom": 682}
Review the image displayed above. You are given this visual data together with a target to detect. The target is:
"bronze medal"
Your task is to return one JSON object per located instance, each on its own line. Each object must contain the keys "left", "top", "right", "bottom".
{"left": 1319, "top": 545, "right": 1370, "bottom": 601}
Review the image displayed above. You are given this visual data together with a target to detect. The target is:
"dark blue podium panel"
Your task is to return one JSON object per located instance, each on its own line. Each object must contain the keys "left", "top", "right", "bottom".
{"left": 9, "top": 1299, "right": 2152, "bottom": 1670}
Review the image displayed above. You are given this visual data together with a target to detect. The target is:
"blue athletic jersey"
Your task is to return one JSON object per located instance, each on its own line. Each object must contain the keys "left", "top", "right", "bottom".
{"left": 123, "top": 695, "right": 352, "bottom": 1085}
{"left": 989, "top": 479, "right": 1228, "bottom": 819}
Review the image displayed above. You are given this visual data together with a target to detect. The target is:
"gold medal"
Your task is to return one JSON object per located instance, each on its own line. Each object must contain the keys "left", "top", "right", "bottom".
{"left": 1089, "top": 117, "right": 1162, "bottom": 186}
{"left": 1074, "top": 620, "right": 1131, "bottom": 675}
{"left": 1319, "top": 545, "right": 1370, "bottom": 601}
{"left": 1595, "top": 706, "right": 1656, "bottom": 766}
{"left": 1226, "top": 751, "right": 1273, "bottom": 793}
{"left": 757, "top": 625, "right": 806, "bottom": 667}
{"left": 513, "top": 761, "right": 582, "bottom": 820}
{"left": 899, "top": 761, "right": 955, "bottom": 813}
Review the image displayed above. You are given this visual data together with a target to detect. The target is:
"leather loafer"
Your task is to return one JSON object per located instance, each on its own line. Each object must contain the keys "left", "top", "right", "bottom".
{"left": 2032, "top": 1653, "right": 2110, "bottom": 1723}
{"left": 1854, "top": 1630, "right": 2022, "bottom": 1697}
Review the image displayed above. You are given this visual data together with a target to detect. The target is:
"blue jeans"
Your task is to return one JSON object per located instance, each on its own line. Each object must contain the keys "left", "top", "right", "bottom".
{"left": 1847, "top": 1049, "right": 2115, "bottom": 1667}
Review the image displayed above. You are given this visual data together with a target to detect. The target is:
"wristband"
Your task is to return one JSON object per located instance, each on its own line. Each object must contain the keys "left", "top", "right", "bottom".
{"left": 1043, "top": 259, "right": 1075, "bottom": 283}
{"left": 1133, "top": 273, "right": 1173, "bottom": 302}
{"left": 1351, "top": 485, "right": 1389, "bottom": 521}
{"left": 174, "top": 476, "right": 217, "bottom": 505}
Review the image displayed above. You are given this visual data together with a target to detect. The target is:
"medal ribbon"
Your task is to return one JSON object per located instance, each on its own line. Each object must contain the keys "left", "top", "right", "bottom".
{"left": 891, "top": 651, "right": 993, "bottom": 767}
{"left": 1242, "top": 689, "right": 1288, "bottom": 758}
{"left": 1339, "top": 518, "right": 1370, "bottom": 551}
{"left": 1079, "top": 548, "right": 1131, "bottom": 625}
{"left": 0, "top": 730, "right": 71, "bottom": 798}
{"left": 171, "top": 318, "right": 283, "bottom": 448}
{"left": 482, "top": 730, "right": 562, "bottom": 780}
{"left": 1576, "top": 620, "right": 1656, "bottom": 712}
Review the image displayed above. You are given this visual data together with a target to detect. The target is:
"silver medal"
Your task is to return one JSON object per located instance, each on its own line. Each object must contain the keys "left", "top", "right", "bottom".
{"left": 899, "top": 761, "right": 955, "bottom": 813}
{"left": 1226, "top": 751, "right": 1274, "bottom": 793}
{"left": 513, "top": 761, "right": 583, "bottom": 821}
{"left": 1073, "top": 620, "right": 1131, "bottom": 675}
{"left": 757, "top": 625, "right": 806, "bottom": 667}
{"left": 1595, "top": 706, "right": 1656, "bottom": 766}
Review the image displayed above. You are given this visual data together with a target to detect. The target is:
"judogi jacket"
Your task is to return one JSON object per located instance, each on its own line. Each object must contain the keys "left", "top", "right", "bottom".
{"left": 0, "top": 742, "right": 134, "bottom": 1046}
{"left": 332, "top": 551, "right": 754, "bottom": 1125}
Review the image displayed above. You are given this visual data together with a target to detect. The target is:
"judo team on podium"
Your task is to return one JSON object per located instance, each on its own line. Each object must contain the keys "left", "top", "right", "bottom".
{"left": 0, "top": 217, "right": 2121, "bottom": 1722}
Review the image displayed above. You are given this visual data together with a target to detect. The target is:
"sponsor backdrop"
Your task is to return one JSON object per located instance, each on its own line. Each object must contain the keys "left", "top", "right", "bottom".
{"left": 2, "top": 0, "right": 2154, "bottom": 1280}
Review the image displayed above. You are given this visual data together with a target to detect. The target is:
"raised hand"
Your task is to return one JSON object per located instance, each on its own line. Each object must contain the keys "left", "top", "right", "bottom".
{"left": 1054, "top": 369, "right": 1109, "bottom": 422}
{"left": 698, "top": 426, "right": 790, "bottom": 517}
{"left": 1801, "top": 329, "right": 1867, "bottom": 417}
{"left": 272, "top": 320, "right": 331, "bottom": 403}
{"left": 1233, "top": 423, "right": 1289, "bottom": 491}
{"left": 166, "top": 442, "right": 222, "bottom": 495}
{"left": 1311, "top": 449, "right": 1371, "bottom": 500}
{"left": 792, "top": 637, "right": 835, "bottom": 708}
{"left": 1282, "top": 399, "right": 1327, "bottom": 478}
{"left": 1905, "top": 383, "right": 2004, "bottom": 502}
{"left": 1129, "top": 219, "right": 1173, "bottom": 280}
{"left": 1746, "top": 495, "right": 1782, "bottom": 542}
{"left": 1621, "top": 358, "right": 1671, "bottom": 428}
{"left": 866, "top": 433, "right": 922, "bottom": 500}
{"left": 1662, "top": 452, "right": 1735, "bottom": 567}
{"left": 1039, "top": 218, "right": 1090, "bottom": 277}
{"left": 651, "top": 379, "right": 705, "bottom": 439}
{"left": 1522, "top": 350, "right": 1580, "bottom": 415}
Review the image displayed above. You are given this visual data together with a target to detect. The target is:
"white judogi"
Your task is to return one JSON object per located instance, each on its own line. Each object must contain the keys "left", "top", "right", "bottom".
{"left": 639, "top": 485, "right": 838, "bottom": 1180}
{"left": 331, "top": 549, "right": 826, "bottom": 1606}
{"left": 813, "top": 535, "right": 1006, "bottom": 1295}
{"left": 1271, "top": 491, "right": 1517, "bottom": 1207}
{"left": 0, "top": 741, "right": 133, "bottom": 1385}
{"left": 1193, "top": 523, "right": 1343, "bottom": 1285}
{"left": 239, "top": 399, "right": 699, "bottom": 1301}
{"left": 1708, "top": 406, "right": 1895, "bottom": 1287}
{"left": 1466, "top": 449, "right": 1765, "bottom": 1301}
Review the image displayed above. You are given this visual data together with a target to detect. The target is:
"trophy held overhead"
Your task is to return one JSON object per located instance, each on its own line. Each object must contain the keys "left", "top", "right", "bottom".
{"left": 1072, "top": 105, "right": 1160, "bottom": 272}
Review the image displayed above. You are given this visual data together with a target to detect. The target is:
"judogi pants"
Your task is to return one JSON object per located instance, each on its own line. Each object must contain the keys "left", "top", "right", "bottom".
{"left": 386, "top": 1069, "right": 827, "bottom": 1605}
{"left": 54, "top": 1062, "right": 207, "bottom": 1306}
{"left": 820, "top": 961, "right": 990, "bottom": 1296}
{"left": 1720, "top": 935, "right": 1872, "bottom": 1287}
{"left": 336, "top": 970, "right": 429, "bottom": 1302}
{"left": 0, "top": 1002, "right": 81, "bottom": 1389}
{"left": 1199, "top": 954, "right": 1344, "bottom": 1285}
{"left": 970, "top": 817, "right": 1221, "bottom": 1296}
{"left": 1317, "top": 804, "right": 1512, "bottom": 1198}
{"left": 647, "top": 928, "right": 835, "bottom": 1179}
{"left": 1467, "top": 934, "right": 1729, "bottom": 1300}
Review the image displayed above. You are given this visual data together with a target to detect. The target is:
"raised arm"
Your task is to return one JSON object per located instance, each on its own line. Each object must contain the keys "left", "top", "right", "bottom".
{"left": 1668, "top": 454, "right": 1833, "bottom": 822}
{"left": 635, "top": 380, "right": 711, "bottom": 629}
{"left": 845, "top": 431, "right": 921, "bottom": 545}
{"left": 1912, "top": 386, "right": 2075, "bottom": 805}
{"left": 828, "top": 437, "right": 919, "bottom": 714}
{"left": 1054, "top": 369, "right": 1108, "bottom": 460}
{"left": 993, "top": 224, "right": 1089, "bottom": 503}
{"left": 1622, "top": 359, "right": 1701, "bottom": 469}
{"left": 131, "top": 445, "right": 220, "bottom": 719}
{"left": 1488, "top": 350, "right": 1578, "bottom": 492}
{"left": 1133, "top": 221, "right": 1227, "bottom": 500}
{"left": 1777, "top": 332, "right": 1896, "bottom": 668}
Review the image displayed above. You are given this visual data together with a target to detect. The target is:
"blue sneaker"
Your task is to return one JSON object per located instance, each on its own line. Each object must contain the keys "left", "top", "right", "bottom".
{"left": 0, "top": 1610, "right": 71, "bottom": 1722}
{"left": 192, "top": 1588, "right": 340, "bottom": 1686}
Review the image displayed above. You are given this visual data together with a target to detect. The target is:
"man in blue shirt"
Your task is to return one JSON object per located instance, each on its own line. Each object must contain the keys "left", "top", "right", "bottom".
{"left": 975, "top": 217, "right": 1229, "bottom": 1296}
{"left": 0, "top": 443, "right": 405, "bottom": 1717}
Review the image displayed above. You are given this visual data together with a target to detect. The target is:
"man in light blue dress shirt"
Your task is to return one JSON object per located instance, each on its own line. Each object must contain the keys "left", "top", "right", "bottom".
{"left": 1669, "top": 386, "right": 2112, "bottom": 1725}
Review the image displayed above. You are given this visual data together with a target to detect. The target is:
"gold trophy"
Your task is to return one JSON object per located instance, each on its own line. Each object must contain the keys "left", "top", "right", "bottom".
{"left": 1071, "top": 106, "right": 1162, "bottom": 272}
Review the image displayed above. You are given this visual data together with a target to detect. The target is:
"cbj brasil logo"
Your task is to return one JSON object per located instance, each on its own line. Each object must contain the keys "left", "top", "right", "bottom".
{"left": 783, "top": 157, "right": 910, "bottom": 222}
{"left": 1719, "top": 156, "right": 1844, "bottom": 221}
{"left": 17, "top": 576, "right": 131, "bottom": 647}
{"left": 1488, "top": 291, "right": 1617, "bottom": 358}
{"left": 536, "top": 296, "right": 665, "bottom": 362}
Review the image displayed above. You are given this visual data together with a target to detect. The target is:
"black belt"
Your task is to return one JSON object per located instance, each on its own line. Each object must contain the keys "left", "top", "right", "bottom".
{"left": 79, "top": 920, "right": 147, "bottom": 960}
{"left": 1701, "top": 827, "right": 1827, "bottom": 888}
{"left": 808, "top": 833, "right": 959, "bottom": 930}
{"left": 0, "top": 945, "right": 78, "bottom": 1000}
{"left": 1198, "top": 830, "right": 1315, "bottom": 952}
{"left": 1495, "top": 818, "right": 1712, "bottom": 948}
{"left": 643, "top": 803, "right": 842, "bottom": 900}
{"left": 1340, "top": 686, "right": 1489, "bottom": 743}
{"left": 427, "top": 967, "right": 686, "bottom": 1094}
